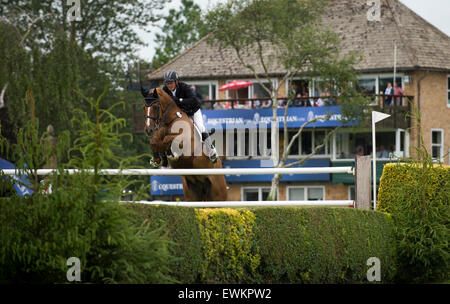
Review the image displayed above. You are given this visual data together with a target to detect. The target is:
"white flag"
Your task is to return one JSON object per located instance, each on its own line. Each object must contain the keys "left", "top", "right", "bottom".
{"left": 372, "top": 111, "right": 391, "bottom": 123}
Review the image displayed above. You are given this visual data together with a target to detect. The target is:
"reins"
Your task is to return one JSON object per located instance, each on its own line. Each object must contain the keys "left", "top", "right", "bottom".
{"left": 144, "top": 94, "right": 181, "bottom": 137}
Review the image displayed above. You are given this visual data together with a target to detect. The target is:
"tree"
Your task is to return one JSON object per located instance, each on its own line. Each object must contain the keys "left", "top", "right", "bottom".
{"left": 205, "top": 0, "right": 369, "bottom": 200}
{"left": 152, "top": 0, "right": 209, "bottom": 69}
{"left": 0, "top": 0, "right": 169, "bottom": 70}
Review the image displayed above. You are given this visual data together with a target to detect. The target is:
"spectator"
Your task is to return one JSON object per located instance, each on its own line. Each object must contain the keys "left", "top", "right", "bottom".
{"left": 393, "top": 82, "right": 404, "bottom": 106}
{"left": 304, "top": 92, "right": 314, "bottom": 107}
{"left": 384, "top": 82, "right": 393, "bottom": 106}
{"left": 253, "top": 93, "right": 261, "bottom": 108}
{"left": 191, "top": 85, "right": 204, "bottom": 100}
{"left": 203, "top": 96, "right": 213, "bottom": 110}
{"left": 356, "top": 145, "right": 364, "bottom": 156}
{"left": 294, "top": 93, "right": 304, "bottom": 107}
{"left": 289, "top": 83, "right": 298, "bottom": 98}
{"left": 278, "top": 95, "right": 288, "bottom": 108}
{"left": 316, "top": 97, "right": 325, "bottom": 107}
{"left": 261, "top": 97, "right": 272, "bottom": 108}
{"left": 377, "top": 145, "right": 390, "bottom": 158}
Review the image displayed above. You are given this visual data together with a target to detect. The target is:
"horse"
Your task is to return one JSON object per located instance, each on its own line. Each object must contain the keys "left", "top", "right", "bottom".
{"left": 143, "top": 87, "right": 227, "bottom": 202}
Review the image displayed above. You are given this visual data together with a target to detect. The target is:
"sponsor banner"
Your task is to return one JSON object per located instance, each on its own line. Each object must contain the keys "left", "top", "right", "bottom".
{"left": 202, "top": 106, "right": 344, "bottom": 130}
{"left": 150, "top": 158, "right": 330, "bottom": 196}
{"left": 150, "top": 175, "right": 184, "bottom": 196}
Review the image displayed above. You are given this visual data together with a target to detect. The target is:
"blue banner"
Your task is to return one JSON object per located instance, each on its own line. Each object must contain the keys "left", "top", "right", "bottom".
{"left": 150, "top": 158, "right": 330, "bottom": 196}
{"left": 150, "top": 175, "right": 184, "bottom": 196}
{"left": 202, "top": 106, "right": 344, "bottom": 130}
{"left": 0, "top": 158, "right": 34, "bottom": 197}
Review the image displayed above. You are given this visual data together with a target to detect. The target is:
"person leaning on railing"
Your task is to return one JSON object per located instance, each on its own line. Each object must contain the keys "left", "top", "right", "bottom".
{"left": 393, "top": 82, "right": 404, "bottom": 106}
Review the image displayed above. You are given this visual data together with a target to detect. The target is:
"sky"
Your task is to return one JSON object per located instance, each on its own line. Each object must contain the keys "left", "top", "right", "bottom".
{"left": 136, "top": 0, "right": 450, "bottom": 62}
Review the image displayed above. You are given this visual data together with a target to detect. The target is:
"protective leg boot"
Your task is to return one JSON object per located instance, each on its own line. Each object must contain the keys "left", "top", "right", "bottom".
{"left": 202, "top": 132, "right": 218, "bottom": 163}
{"left": 150, "top": 152, "right": 162, "bottom": 168}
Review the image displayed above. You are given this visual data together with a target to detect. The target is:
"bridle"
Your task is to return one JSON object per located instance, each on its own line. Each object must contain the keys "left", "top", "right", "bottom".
{"left": 144, "top": 93, "right": 179, "bottom": 138}
{"left": 144, "top": 96, "right": 161, "bottom": 132}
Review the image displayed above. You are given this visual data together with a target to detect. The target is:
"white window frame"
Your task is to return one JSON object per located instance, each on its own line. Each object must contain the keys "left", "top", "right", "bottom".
{"left": 431, "top": 129, "right": 444, "bottom": 162}
{"left": 357, "top": 74, "right": 378, "bottom": 105}
{"left": 332, "top": 129, "right": 402, "bottom": 161}
{"left": 241, "top": 186, "right": 277, "bottom": 201}
{"left": 357, "top": 74, "right": 405, "bottom": 105}
{"left": 285, "top": 78, "right": 313, "bottom": 97}
{"left": 288, "top": 129, "right": 331, "bottom": 158}
{"left": 226, "top": 79, "right": 277, "bottom": 99}
{"left": 395, "top": 129, "right": 410, "bottom": 158}
{"left": 286, "top": 186, "right": 325, "bottom": 201}
{"left": 189, "top": 80, "right": 219, "bottom": 100}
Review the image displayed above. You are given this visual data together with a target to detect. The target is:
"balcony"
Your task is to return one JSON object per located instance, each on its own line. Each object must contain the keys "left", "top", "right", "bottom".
{"left": 131, "top": 94, "right": 413, "bottom": 134}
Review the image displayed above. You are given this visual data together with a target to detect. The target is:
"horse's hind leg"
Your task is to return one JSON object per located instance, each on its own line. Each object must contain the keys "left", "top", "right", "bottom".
{"left": 207, "top": 176, "right": 227, "bottom": 201}
{"left": 182, "top": 176, "right": 202, "bottom": 202}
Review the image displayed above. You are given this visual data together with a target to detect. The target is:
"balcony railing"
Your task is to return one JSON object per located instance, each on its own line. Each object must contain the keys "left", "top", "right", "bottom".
{"left": 132, "top": 94, "right": 413, "bottom": 133}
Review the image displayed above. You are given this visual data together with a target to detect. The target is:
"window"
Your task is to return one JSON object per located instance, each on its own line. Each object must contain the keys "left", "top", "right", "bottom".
{"left": 242, "top": 187, "right": 272, "bottom": 201}
{"left": 287, "top": 186, "right": 325, "bottom": 201}
{"left": 447, "top": 76, "right": 450, "bottom": 108}
{"left": 226, "top": 79, "right": 276, "bottom": 109}
{"left": 190, "top": 82, "right": 217, "bottom": 100}
{"left": 379, "top": 77, "right": 402, "bottom": 95}
{"left": 298, "top": 130, "right": 331, "bottom": 156}
{"left": 431, "top": 129, "right": 444, "bottom": 161}
{"left": 335, "top": 131, "right": 396, "bottom": 160}
{"left": 349, "top": 186, "right": 355, "bottom": 200}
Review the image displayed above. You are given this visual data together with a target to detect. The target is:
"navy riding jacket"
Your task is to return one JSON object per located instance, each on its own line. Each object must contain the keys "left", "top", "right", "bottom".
{"left": 163, "top": 81, "right": 201, "bottom": 116}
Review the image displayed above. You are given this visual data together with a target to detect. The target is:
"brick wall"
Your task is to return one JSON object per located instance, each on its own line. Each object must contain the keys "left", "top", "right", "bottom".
{"left": 406, "top": 71, "right": 450, "bottom": 163}
{"left": 225, "top": 182, "right": 351, "bottom": 201}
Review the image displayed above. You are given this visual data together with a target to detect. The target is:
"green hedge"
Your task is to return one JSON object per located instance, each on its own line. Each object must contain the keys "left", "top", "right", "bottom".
{"left": 377, "top": 163, "right": 449, "bottom": 282}
{"left": 1, "top": 196, "right": 399, "bottom": 283}
{"left": 126, "top": 204, "right": 204, "bottom": 283}
{"left": 0, "top": 194, "right": 173, "bottom": 284}
{"left": 252, "top": 207, "right": 397, "bottom": 283}
{"left": 132, "top": 205, "right": 398, "bottom": 283}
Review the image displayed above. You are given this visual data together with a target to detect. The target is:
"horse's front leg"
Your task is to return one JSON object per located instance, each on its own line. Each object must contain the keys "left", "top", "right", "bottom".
{"left": 163, "top": 133, "right": 185, "bottom": 161}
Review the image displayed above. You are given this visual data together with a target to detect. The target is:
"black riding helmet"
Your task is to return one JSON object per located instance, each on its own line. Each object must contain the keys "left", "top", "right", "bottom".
{"left": 164, "top": 70, "right": 179, "bottom": 84}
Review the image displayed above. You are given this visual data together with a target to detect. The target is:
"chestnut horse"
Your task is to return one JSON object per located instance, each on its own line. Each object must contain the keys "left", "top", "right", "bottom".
{"left": 143, "top": 87, "right": 227, "bottom": 201}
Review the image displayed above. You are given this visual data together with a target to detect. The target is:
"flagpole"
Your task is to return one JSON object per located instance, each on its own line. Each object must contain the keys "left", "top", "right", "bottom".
{"left": 372, "top": 112, "right": 377, "bottom": 210}
{"left": 372, "top": 111, "right": 391, "bottom": 210}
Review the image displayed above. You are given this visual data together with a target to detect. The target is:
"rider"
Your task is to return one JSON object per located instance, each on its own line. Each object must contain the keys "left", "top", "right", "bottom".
{"left": 145, "top": 70, "right": 218, "bottom": 163}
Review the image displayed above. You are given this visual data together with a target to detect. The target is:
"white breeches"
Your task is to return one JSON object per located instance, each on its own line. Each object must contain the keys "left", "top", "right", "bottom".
{"left": 190, "top": 109, "right": 206, "bottom": 134}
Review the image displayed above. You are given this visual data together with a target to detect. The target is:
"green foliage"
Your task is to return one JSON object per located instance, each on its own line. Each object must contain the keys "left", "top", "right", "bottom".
{"left": 377, "top": 162, "right": 450, "bottom": 283}
{"left": 131, "top": 205, "right": 397, "bottom": 283}
{"left": 252, "top": 207, "right": 397, "bottom": 283}
{"left": 126, "top": 204, "right": 204, "bottom": 283}
{"left": 152, "top": 0, "right": 209, "bottom": 69}
{"left": 195, "top": 208, "right": 260, "bottom": 283}
{"left": 67, "top": 84, "right": 152, "bottom": 202}
{"left": 0, "top": 0, "right": 169, "bottom": 68}
{"left": 0, "top": 192, "right": 172, "bottom": 284}
{"left": 0, "top": 88, "right": 172, "bottom": 284}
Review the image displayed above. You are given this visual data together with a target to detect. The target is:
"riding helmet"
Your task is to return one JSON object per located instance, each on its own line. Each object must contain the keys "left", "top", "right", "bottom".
{"left": 164, "top": 70, "right": 179, "bottom": 83}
